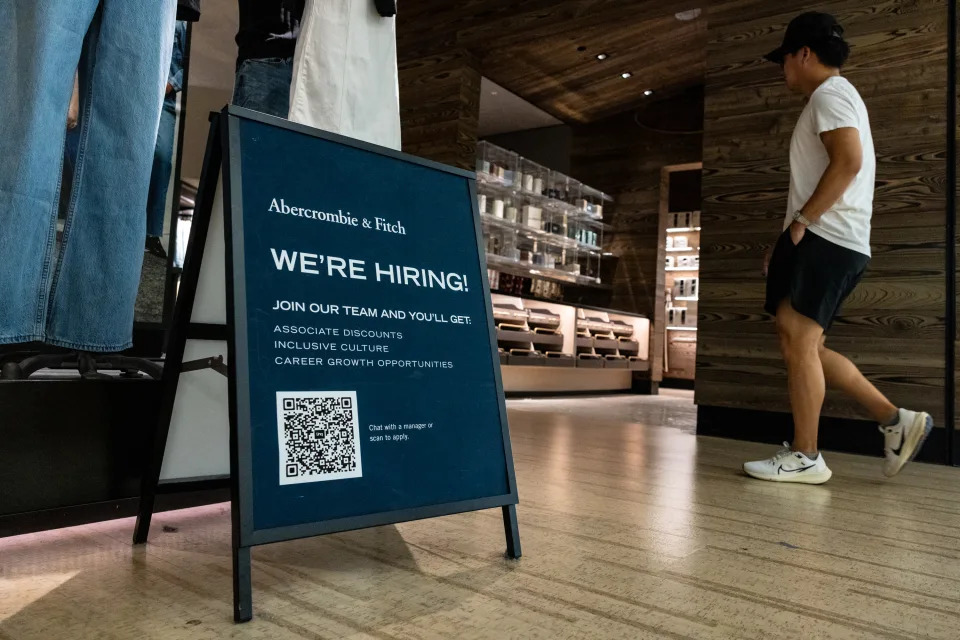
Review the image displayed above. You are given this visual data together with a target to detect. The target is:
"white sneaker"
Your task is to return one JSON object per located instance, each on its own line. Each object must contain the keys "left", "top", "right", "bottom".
{"left": 743, "top": 442, "right": 833, "bottom": 484}
{"left": 880, "top": 409, "right": 933, "bottom": 477}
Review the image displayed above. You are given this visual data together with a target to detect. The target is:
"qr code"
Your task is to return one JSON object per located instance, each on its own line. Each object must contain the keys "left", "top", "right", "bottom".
{"left": 275, "top": 391, "right": 362, "bottom": 485}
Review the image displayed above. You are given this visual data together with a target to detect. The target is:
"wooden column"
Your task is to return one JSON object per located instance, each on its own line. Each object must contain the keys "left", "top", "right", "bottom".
{"left": 399, "top": 49, "right": 481, "bottom": 171}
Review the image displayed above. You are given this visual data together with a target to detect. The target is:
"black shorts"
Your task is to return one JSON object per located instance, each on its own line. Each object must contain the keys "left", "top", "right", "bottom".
{"left": 764, "top": 229, "right": 869, "bottom": 331}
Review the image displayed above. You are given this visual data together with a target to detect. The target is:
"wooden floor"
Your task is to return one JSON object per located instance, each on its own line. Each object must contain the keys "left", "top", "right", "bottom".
{"left": 3, "top": 393, "right": 960, "bottom": 639}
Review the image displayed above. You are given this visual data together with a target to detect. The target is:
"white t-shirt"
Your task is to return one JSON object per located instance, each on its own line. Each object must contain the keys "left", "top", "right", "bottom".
{"left": 785, "top": 76, "right": 875, "bottom": 257}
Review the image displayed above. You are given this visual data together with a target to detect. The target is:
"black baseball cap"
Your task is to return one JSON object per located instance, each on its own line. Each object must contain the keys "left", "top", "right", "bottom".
{"left": 764, "top": 12, "right": 845, "bottom": 65}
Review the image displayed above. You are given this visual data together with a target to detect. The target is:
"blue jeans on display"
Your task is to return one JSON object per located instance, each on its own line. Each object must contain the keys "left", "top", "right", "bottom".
{"left": 0, "top": 0, "right": 177, "bottom": 352}
{"left": 147, "top": 104, "right": 178, "bottom": 238}
{"left": 232, "top": 57, "right": 294, "bottom": 118}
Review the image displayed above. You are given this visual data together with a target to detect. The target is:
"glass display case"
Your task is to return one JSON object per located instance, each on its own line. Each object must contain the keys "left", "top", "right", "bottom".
{"left": 476, "top": 141, "right": 613, "bottom": 288}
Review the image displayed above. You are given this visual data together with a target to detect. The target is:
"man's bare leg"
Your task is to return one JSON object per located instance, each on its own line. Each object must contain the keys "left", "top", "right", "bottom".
{"left": 775, "top": 300, "right": 825, "bottom": 453}
{"left": 818, "top": 337, "right": 898, "bottom": 424}
{"left": 817, "top": 336, "right": 931, "bottom": 476}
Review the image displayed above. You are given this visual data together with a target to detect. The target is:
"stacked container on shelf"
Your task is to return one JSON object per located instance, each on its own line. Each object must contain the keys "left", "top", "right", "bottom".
{"left": 476, "top": 141, "right": 520, "bottom": 188}
{"left": 475, "top": 140, "right": 612, "bottom": 287}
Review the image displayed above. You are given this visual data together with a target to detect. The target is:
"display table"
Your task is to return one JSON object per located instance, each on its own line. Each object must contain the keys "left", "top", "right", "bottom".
{"left": 490, "top": 293, "right": 650, "bottom": 394}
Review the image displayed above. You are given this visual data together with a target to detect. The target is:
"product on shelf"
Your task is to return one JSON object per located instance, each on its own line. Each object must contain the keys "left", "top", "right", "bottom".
{"left": 610, "top": 320, "right": 634, "bottom": 337}
{"left": 666, "top": 306, "right": 690, "bottom": 326}
{"left": 522, "top": 205, "right": 542, "bottom": 229}
{"left": 477, "top": 140, "right": 614, "bottom": 291}
{"left": 579, "top": 316, "right": 617, "bottom": 336}
{"left": 527, "top": 308, "right": 561, "bottom": 330}
{"left": 667, "top": 211, "right": 700, "bottom": 229}
{"left": 543, "top": 217, "right": 565, "bottom": 235}
{"left": 673, "top": 277, "right": 700, "bottom": 299}
{"left": 492, "top": 303, "right": 529, "bottom": 325}
{"left": 528, "top": 278, "right": 562, "bottom": 299}
{"left": 678, "top": 278, "right": 699, "bottom": 298}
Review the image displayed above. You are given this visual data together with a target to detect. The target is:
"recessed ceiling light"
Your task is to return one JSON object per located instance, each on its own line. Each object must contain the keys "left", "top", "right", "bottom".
{"left": 490, "top": 91, "right": 498, "bottom": 96}
{"left": 596, "top": 53, "right": 608, "bottom": 61}
{"left": 621, "top": 72, "right": 633, "bottom": 79}
{"left": 644, "top": 89, "right": 654, "bottom": 96}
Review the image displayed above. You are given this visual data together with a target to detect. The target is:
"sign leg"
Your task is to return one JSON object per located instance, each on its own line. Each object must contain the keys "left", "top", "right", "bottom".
{"left": 233, "top": 545, "right": 253, "bottom": 622}
{"left": 133, "top": 114, "right": 224, "bottom": 546}
{"left": 502, "top": 504, "right": 522, "bottom": 559}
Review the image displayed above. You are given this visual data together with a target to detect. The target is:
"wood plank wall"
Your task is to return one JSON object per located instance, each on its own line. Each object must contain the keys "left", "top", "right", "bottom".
{"left": 698, "top": 0, "right": 949, "bottom": 424}
{"left": 399, "top": 50, "right": 481, "bottom": 170}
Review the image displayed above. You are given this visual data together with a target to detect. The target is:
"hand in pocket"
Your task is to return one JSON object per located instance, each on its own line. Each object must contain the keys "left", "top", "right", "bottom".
{"left": 789, "top": 221, "right": 806, "bottom": 246}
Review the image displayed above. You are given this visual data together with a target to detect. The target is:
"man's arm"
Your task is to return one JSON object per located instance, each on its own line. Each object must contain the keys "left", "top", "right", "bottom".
{"left": 788, "top": 127, "right": 862, "bottom": 243}
{"left": 764, "top": 126, "right": 863, "bottom": 272}
{"left": 800, "top": 127, "right": 863, "bottom": 223}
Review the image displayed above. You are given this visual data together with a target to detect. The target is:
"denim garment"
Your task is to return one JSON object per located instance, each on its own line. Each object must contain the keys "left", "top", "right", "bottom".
{"left": 147, "top": 105, "right": 178, "bottom": 238}
{"left": 148, "top": 21, "right": 187, "bottom": 238}
{"left": 0, "top": 0, "right": 177, "bottom": 352}
{"left": 232, "top": 57, "right": 294, "bottom": 118}
{"left": 164, "top": 21, "right": 188, "bottom": 110}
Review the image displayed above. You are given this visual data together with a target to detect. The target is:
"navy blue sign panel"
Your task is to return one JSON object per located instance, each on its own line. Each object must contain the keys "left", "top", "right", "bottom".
{"left": 222, "top": 107, "right": 517, "bottom": 544}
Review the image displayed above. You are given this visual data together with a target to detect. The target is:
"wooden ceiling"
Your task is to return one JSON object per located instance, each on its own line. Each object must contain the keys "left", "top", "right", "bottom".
{"left": 397, "top": 0, "right": 708, "bottom": 124}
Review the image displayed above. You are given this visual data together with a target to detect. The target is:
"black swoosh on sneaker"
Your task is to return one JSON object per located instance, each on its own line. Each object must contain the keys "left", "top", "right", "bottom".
{"left": 891, "top": 442, "right": 904, "bottom": 457}
{"left": 778, "top": 464, "right": 815, "bottom": 474}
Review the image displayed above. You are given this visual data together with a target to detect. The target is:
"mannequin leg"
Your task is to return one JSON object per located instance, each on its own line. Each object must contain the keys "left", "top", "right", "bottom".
{"left": 0, "top": 0, "right": 99, "bottom": 346}
{"left": 45, "top": 0, "right": 176, "bottom": 352}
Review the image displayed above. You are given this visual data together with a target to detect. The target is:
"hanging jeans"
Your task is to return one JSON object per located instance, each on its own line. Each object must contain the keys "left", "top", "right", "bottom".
{"left": 147, "top": 20, "right": 187, "bottom": 239}
{"left": 232, "top": 57, "right": 294, "bottom": 119}
{"left": 0, "top": 0, "right": 176, "bottom": 352}
{"left": 147, "top": 103, "right": 178, "bottom": 239}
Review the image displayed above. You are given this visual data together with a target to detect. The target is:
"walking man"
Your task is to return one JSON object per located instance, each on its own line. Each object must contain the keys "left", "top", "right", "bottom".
{"left": 743, "top": 12, "right": 932, "bottom": 484}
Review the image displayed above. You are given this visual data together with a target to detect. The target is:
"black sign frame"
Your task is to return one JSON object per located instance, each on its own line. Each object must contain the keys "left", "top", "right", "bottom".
{"left": 134, "top": 107, "right": 521, "bottom": 623}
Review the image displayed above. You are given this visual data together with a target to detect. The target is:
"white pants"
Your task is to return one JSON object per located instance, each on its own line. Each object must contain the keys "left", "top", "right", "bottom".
{"left": 288, "top": 0, "right": 401, "bottom": 151}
